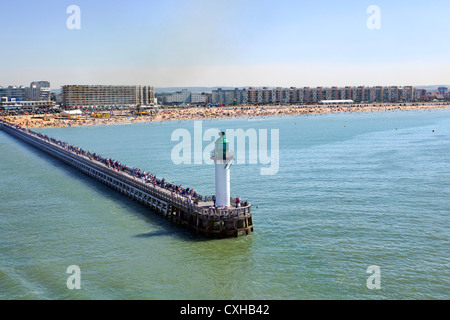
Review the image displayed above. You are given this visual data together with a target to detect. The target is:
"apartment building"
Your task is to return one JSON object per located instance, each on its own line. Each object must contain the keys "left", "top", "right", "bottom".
{"left": 0, "top": 81, "right": 50, "bottom": 101}
{"left": 61, "top": 85, "right": 154, "bottom": 108}
{"left": 190, "top": 92, "right": 207, "bottom": 104}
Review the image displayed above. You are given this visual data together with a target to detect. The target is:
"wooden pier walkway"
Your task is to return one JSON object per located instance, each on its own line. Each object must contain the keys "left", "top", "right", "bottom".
{"left": 0, "top": 120, "right": 254, "bottom": 237}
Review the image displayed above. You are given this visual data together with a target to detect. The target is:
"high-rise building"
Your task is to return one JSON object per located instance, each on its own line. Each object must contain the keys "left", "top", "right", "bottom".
{"left": 61, "top": 85, "right": 154, "bottom": 108}
{"left": 0, "top": 81, "right": 50, "bottom": 101}
{"left": 164, "top": 89, "right": 192, "bottom": 104}
{"left": 0, "top": 86, "right": 27, "bottom": 101}
{"left": 26, "top": 81, "right": 51, "bottom": 101}
{"left": 190, "top": 92, "right": 207, "bottom": 104}
{"left": 210, "top": 88, "right": 242, "bottom": 105}
{"left": 162, "top": 90, "right": 208, "bottom": 105}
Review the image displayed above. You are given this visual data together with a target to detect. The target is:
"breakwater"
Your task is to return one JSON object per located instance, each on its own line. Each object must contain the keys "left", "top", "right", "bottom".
{"left": 0, "top": 120, "right": 253, "bottom": 238}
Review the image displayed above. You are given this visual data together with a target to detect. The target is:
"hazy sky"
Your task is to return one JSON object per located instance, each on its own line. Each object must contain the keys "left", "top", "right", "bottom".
{"left": 1, "top": 0, "right": 449, "bottom": 88}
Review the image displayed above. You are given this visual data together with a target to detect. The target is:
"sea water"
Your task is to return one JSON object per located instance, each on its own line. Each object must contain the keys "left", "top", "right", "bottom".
{"left": 0, "top": 109, "right": 449, "bottom": 299}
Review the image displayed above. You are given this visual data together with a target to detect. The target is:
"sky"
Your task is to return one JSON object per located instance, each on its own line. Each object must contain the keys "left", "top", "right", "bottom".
{"left": 0, "top": 0, "right": 449, "bottom": 89}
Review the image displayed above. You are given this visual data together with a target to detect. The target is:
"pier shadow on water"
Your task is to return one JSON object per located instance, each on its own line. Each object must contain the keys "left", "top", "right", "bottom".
{"left": 7, "top": 135, "right": 218, "bottom": 243}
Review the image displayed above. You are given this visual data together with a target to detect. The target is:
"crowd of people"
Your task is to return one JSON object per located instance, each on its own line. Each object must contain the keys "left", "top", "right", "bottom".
{"left": 4, "top": 102, "right": 450, "bottom": 129}
{"left": 50, "top": 136, "right": 201, "bottom": 202}
{"left": 8, "top": 122, "right": 213, "bottom": 206}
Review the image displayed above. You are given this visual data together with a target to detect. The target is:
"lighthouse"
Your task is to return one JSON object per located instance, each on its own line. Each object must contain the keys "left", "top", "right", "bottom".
{"left": 211, "top": 131, "right": 234, "bottom": 207}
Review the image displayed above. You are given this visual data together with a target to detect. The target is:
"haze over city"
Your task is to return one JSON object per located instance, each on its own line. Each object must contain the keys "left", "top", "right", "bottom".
{"left": 0, "top": 0, "right": 449, "bottom": 89}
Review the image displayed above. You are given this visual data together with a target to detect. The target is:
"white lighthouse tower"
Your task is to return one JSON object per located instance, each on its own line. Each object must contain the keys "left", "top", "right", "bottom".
{"left": 211, "top": 131, "right": 234, "bottom": 207}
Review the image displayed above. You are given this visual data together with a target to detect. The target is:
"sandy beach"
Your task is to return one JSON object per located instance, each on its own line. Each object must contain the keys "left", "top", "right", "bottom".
{"left": 2, "top": 102, "right": 449, "bottom": 129}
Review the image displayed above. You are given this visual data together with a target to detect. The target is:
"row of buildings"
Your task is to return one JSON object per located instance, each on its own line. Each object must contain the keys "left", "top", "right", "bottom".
{"left": 159, "top": 85, "right": 427, "bottom": 106}
{"left": 0, "top": 81, "right": 51, "bottom": 102}
{"left": 2, "top": 82, "right": 447, "bottom": 109}
{"left": 0, "top": 83, "right": 155, "bottom": 109}
{"left": 210, "top": 86, "right": 418, "bottom": 105}
{"left": 0, "top": 81, "right": 55, "bottom": 110}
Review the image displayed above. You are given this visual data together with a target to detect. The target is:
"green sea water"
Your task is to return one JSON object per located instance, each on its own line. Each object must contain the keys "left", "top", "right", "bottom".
{"left": 0, "top": 109, "right": 449, "bottom": 299}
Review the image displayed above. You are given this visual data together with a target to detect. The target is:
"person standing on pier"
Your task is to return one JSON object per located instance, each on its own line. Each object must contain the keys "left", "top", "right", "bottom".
{"left": 212, "top": 195, "right": 216, "bottom": 206}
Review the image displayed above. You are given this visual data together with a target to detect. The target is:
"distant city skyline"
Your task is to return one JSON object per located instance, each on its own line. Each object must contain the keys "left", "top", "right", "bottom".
{"left": 2, "top": 83, "right": 448, "bottom": 94}
{"left": 1, "top": 0, "right": 449, "bottom": 88}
